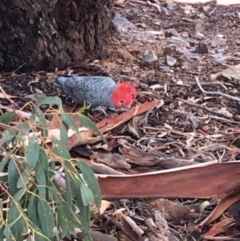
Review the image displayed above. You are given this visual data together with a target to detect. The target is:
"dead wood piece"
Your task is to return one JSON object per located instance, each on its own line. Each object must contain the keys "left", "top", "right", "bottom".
{"left": 121, "top": 212, "right": 145, "bottom": 238}
{"left": 92, "top": 152, "right": 131, "bottom": 170}
{"left": 77, "top": 159, "right": 126, "bottom": 175}
{"left": 120, "top": 141, "right": 160, "bottom": 166}
{"left": 104, "top": 214, "right": 146, "bottom": 241}
{"left": 150, "top": 150, "right": 199, "bottom": 168}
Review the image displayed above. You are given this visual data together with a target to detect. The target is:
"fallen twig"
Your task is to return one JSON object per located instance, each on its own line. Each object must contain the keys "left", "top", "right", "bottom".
{"left": 208, "top": 115, "right": 240, "bottom": 124}
{"left": 0, "top": 86, "right": 15, "bottom": 105}
{"left": 177, "top": 98, "right": 240, "bottom": 120}
{"left": 195, "top": 77, "right": 240, "bottom": 102}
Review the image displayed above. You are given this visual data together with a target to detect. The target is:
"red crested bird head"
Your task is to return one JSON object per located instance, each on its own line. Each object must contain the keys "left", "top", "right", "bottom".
{"left": 111, "top": 82, "right": 137, "bottom": 109}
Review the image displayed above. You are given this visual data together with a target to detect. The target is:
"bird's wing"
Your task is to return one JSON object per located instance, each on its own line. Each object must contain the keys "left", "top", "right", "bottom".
{"left": 64, "top": 76, "right": 116, "bottom": 106}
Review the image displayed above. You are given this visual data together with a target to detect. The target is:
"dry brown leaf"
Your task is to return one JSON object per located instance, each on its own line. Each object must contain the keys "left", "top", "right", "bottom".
{"left": 97, "top": 99, "right": 159, "bottom": 133}
{"left": 200, "top": 191, "right": 240, "bottom": 226}
{"left": 202, "top": 217, "right": 236, "bottom": 237}
{"left": 99, "top": 200, "right": 114, "bottom": 214}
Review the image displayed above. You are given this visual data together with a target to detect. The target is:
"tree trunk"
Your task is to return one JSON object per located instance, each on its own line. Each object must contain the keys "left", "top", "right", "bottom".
{"left": 0, "top": 0, "right": 114, "bottom": 72}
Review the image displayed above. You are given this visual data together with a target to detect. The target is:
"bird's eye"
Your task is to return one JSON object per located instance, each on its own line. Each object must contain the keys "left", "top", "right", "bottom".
{"left": 120, "top": 100, "right": 124, "bottom": 104}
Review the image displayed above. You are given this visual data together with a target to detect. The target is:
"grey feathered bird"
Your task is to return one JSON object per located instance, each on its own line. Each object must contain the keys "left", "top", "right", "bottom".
{"left": 54, "top": 75, "right": 136, "bottom": 115}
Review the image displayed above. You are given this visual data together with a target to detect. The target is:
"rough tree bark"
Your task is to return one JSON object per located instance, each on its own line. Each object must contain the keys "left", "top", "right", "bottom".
{"left": 0, "top": 0, "right": 114, "bottom": 72}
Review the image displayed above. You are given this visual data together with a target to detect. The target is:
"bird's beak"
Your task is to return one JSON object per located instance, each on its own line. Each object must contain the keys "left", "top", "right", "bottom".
{"left": 123, "top": 104, "right": 131, "bottom": 109}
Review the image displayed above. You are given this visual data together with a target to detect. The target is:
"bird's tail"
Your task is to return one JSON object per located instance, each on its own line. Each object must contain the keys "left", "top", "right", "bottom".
{"left": 54, "top": 76, "right": 70, "bottom": 88}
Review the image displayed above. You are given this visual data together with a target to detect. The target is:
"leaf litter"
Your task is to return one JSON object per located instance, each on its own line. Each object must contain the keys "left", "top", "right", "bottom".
{"left": 1, "top": 0, "right": 240, "bottom": 240}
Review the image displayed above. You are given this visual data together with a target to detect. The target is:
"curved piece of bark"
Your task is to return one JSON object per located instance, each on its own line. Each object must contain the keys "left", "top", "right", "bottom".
{"left": 0, "top": 0, "right": 114, "bottom": 71}
{"left": 98, "top": 161, "right": 240, "bottom": 199}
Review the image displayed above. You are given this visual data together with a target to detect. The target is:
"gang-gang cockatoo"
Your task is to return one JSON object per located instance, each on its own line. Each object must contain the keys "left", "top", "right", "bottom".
{"left": 54, "top": 75, "right": 136, "bottom": 116}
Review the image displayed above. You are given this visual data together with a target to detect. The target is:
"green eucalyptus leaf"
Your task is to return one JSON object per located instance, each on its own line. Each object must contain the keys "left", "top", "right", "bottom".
{"left": 28, "top": 195, "right": 39, "bottom": 226}
{"left": 0, "top": 225, "right": 3, "bottom": 241}
{"left": 34, "top": 233, "right": 50, "bottom": 241}
{"left": 52, "top": 137, "right": 71, "bottom": 159}
{"left": 39, "top": 149, "right": 49, "bottom": 171}
{"left": 33, "top": 94, "right": 48, "bottom": 104}
{"left": 84, "top": 233, "right": 93, "bottom": 241}
{"left": 73, "top": 182, "right": 90, "bottom": 232}
{"left": 60, "top": 122, "right": 68, "bottom": 146}
{"left": 35, "top": 94, "right": 62, "bottom": 107}
{"left": 2, "top": 129, "right": 16, "bottom": 142}
{"left": 0, "top": 156, "right": 9, "bottom": 172}
{"left": 26, "top": 134, "right": 39, "bottom": 168}
{"left": 39, "top": 149, "right": 49, "bottom": 191}
{"left": 61, "top": 113, "right": 81, "bottom": 140}
{"left": 17, "top": 167, "right": 32, "bottom": 189}
{"left": 0, "top": 199, "right": 4, "bottom": 241}
{"left": 49, "top": 183, "right": 65, "bottom": 204}
{"left": 80, "top": 185, "right": 94, "bottom": 206}
{"left": 3, "top": 223, "right": 15, "bottom": 241}
{"left": 36, "top": 163, "right": 46, "bottom": 198}
{"left": 0, "top": 112, "right": 15, "bottom": 124}
{"left": 32, "top": 223, "right": 50, "bottom": 241}
{"left": 13, "top": 187, "right": 26, "bottom": 202}
{"left": 7, "top": 201, "right": 27, "bottom": 240}
{"left": 65, "top": 173, "right": 73, "bottom": 209}
{"left": 56, "top": 205, "right": 80, "bottom": 238}
{"left": 77, "top": 161, "right": 101, "bottom": 206}
{"left": 56, "top": 205, "right": 70, "bottom": 238}
{"left": 37, "top": 198, "right": 54, "bottom": 237}
{"left": 33, "top": 104, "right": 48, "bottom": 137}
{"left": 16, "top": 122, "right": 31, "bottom": 134}
{"left": 0, "top": 96, "right": 100, "bottom": 241}
{"left": 8, "top": 160, "right": 19, "bottom": 196}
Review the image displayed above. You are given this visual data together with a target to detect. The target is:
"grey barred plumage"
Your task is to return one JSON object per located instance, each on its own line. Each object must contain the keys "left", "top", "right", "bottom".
{"left": 54, "top": 76, "right": 117, "bottom": 108}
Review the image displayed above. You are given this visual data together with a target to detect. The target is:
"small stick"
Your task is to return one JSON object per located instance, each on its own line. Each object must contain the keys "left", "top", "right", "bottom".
{"left": 177, "top": 98, "right": 240, "bottom": 121}
{"left": 195, "top": 77, "right": 240, "bottom": 102}
{"left": 0, "top": 86, "right": 14, "bottom": 105}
